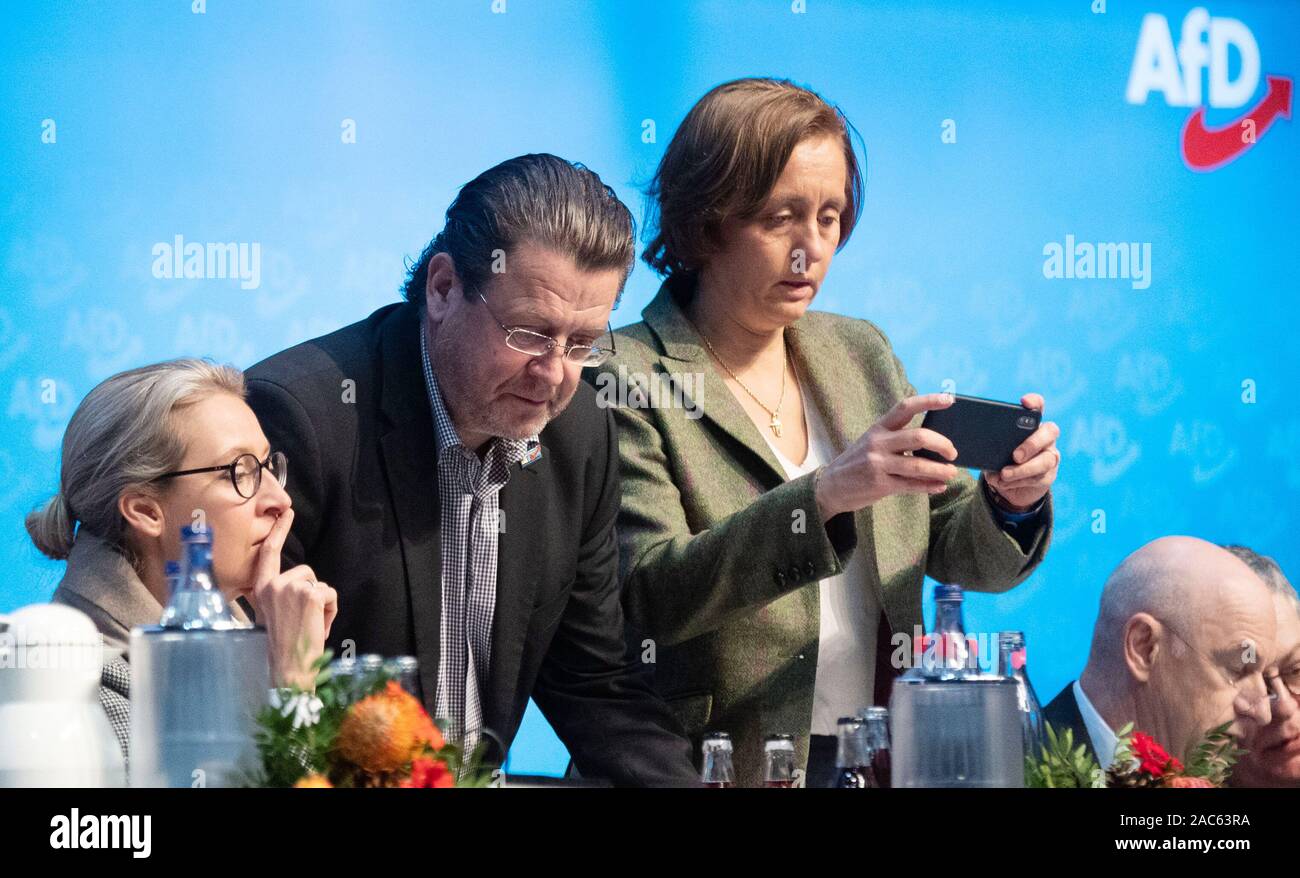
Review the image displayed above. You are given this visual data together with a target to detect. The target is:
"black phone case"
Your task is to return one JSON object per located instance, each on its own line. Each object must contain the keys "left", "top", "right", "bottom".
{"left": 914, "top": 394, "right": 1041, "bottom": 471}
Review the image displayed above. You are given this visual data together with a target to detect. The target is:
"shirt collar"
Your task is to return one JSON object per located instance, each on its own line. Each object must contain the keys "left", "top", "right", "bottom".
{"left": 419, "top": 323, "right": 537, "bottom": 465}
{"left": 1073, "top": 679, "right": 1119, "bottom": 769}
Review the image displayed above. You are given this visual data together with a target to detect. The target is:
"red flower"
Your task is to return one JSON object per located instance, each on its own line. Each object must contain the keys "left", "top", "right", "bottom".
{"left": 1130, "top": 732, "right": 1183, "bottom": 777}
{"left": 402, "top": 757, "right": 455, "bottom": 789}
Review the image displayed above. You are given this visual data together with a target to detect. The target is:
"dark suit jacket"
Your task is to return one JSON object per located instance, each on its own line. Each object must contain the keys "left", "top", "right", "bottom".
{"left": 245, "top": 301, "right": 697, "bottom": 786}
{"left": 1043, "top": 681, "right": 1098, "bottom": 764}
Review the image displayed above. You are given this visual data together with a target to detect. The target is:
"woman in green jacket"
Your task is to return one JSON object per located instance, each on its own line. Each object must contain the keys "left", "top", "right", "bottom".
{"left": 590, "top": 78, "right": 1061, "bottom": 786}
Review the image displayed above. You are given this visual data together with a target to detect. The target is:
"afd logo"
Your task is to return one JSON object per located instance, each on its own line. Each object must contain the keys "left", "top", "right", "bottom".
{"left": 1125, "top": 7, "right": 1292, "bottom": 171}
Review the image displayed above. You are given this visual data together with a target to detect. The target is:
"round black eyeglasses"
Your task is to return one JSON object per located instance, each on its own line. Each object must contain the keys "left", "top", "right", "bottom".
{"left": 154, "top": 450, "right": 287, "bottom": 500}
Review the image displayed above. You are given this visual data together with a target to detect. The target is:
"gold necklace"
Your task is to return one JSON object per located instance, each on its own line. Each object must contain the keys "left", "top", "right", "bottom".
{"left": 699, "top": 332, "right": 787, "bottom": 437}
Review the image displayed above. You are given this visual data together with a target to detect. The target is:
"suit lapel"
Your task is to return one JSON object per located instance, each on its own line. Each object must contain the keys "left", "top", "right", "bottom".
{"left": 785, "top": 319, "right": 882, "bottom": 456}
{"left": 376, "top": 305, "right": 443, "bottom": 713}
{"left": 484, "top": 450, "right": 545, "bottom": 732}
{"left": 641, "top": 287, "right": 785, "bottom": 486}
{"left": 1044, "top": 682, "right": 1097, "bottom": 763}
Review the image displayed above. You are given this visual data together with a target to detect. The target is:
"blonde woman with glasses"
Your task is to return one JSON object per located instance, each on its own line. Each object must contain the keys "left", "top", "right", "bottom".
{"left": 27, "top": 359, "right": 337, "bottom": 764}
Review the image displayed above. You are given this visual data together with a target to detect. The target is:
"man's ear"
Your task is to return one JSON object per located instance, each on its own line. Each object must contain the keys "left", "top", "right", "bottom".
{"left": 1123, "top": 612, "right": 1161, "bottom": 683}
{"left": 118, "top": 490, "right": 166, "bottom": 541}
{"left": 425, "top": 252, "right": 460, "bottom": 324}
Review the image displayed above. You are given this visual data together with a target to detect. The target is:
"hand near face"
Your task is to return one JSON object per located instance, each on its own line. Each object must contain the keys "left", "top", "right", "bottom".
{"left": 247, "top": 507, "right": 338, "bottom": 690}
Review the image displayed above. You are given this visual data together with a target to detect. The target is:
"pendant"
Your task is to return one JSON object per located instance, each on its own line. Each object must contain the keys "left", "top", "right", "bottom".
{"left": 770, "top": 415, "right": 782, "bottom": 437}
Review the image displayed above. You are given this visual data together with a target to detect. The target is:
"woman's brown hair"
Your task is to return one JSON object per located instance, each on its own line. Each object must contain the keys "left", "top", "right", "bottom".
{"left": 642, "top": 77, "right": 864, "bottom": 296}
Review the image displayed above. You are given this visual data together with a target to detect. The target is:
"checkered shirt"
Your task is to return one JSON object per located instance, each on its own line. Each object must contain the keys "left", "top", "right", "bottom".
{"left": 419, "top": 327, "right": 533, "bottom": 755}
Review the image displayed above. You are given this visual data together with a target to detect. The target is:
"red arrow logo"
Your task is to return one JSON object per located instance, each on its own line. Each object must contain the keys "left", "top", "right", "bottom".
{"left": 1181, "top": 75, "right": 1292, "bottom": 171}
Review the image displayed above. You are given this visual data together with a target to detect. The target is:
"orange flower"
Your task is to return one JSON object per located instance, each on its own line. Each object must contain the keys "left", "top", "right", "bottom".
{"left": 293, "top": 773, "right": 333, "bottom": 788}
{"left": 1165, "top": 776, "right": 1215, "bottom": 788}
{"left": 335, "top": 681, "right": 427, "bottom": 773}
{"left": 412, "top": 709, "right": 445, "bottom": 755}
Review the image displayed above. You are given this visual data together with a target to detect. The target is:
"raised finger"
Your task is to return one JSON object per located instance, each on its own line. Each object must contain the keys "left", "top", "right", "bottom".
{"left": 256, "top": 508, "right": 294, "bottom": 585}
{"left": 878, "top": 392, "right": 954, "bottom": 431}
{"left": 1020, "top": 392, "right": 1046, "bottom": 413}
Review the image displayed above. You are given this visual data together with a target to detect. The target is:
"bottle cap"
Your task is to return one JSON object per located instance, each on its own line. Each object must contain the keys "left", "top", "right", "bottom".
{"left": 180, "top": 524, "right": 213, "bottom": 544}
{"left": 702, "top": 731, "right": 733, "bottom": 751}
{"left": 934, "top": 584, "right": 964, "bottom": 601}
{"left": 764, "top": 734, "right": 794, "bottom": 751}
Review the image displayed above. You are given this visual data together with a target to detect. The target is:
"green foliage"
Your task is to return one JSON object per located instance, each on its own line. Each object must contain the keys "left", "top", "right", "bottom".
{"left": 1027, "top": 720, "right": 1244, "bottom": 789}
{"left": 1108, "top": 721, "right": 1136, "bottom": 772}
{"left": 445, "top": 736, "right": 498, "bottom": 788}
{"left": 1182, "top": 721, "right": 1244, "bottom": 786}
{"left": 1025, "top": 721, "right": 1104, "bottom": 788}
{"left": 246, "top": 650, "right": 340, "bottom": 787}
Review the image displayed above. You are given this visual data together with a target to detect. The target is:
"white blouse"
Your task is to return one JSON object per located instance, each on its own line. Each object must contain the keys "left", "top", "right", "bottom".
{"left": 759, "top": 379, "right": 881, "bottom": 736}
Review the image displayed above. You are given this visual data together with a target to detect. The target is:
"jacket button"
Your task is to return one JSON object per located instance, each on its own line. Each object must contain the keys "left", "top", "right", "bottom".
{"left": 803, "top": 561, "right": 816, "bottom": 576}
{"left": 797, "top": 654, "right": 806, "bottom": 661}
{"left": 774, "top": 570, "right": 786, "bottom": 586}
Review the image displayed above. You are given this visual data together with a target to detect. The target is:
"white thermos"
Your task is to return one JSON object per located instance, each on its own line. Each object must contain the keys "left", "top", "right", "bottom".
{"left": 0, "top": 603, "right": 126, "bottom": 787}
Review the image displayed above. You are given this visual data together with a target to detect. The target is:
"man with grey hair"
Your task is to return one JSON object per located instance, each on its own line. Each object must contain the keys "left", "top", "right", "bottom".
{"left": 1223, "top": 544, "right": 1293, "bottom": 595}
{"left": 1043, "top": 536, "right": 1277, "bottom": 768}
{"left": 1223, "top": 545, "right": 1300, "bottom": 787}
{"left": 246, "top": 154, "right": 698, "bottom": 785}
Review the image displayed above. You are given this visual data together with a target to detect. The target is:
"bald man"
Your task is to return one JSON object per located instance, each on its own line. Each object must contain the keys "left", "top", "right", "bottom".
{"left": 1043, "top": 536, "right": 1277, "bottom": 768}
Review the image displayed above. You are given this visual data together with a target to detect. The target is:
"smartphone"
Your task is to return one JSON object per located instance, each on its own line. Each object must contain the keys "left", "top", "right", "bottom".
{"left": 913, "top": 394, "right": 1041, "bottom": 471}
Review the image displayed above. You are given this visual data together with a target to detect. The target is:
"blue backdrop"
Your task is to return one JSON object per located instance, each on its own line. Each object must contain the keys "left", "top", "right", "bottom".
{"left": 3, "top": 0, "right": 1296, "bottom": 775}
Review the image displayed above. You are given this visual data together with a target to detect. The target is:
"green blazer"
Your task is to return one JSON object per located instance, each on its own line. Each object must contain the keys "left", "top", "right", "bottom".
{"left": 588, "top": 282, "right": 1053, "bottom": 786}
